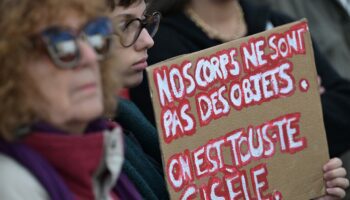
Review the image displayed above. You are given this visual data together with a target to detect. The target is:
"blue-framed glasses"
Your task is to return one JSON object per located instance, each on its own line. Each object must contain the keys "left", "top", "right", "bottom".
{"left": 39, "top": 17, "right": 113, "bottom": 69}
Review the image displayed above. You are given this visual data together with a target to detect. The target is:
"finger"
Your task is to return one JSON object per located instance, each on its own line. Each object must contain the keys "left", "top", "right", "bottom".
{"left": 326, "top": 187, "right": 346, "bottom": 199}
{"left": 326, "top": 177, "right": 350, "bottom": 189}
{"left": 318, "top": 196, "right": 339, "bottom": 200}
{"left": 317, "top": 76, "right": 322, "bottom": 85}
{"left": 323, "top": 158, "right": 342, "bottom": 172}
{"left": 324, "top": 168, "right": 347, "bottom": 180}
{"left": 318, "top": 196, "right": 340, "bottom": 200}
{"left": 319, "top": 86, "right": 325, "bottom": 94}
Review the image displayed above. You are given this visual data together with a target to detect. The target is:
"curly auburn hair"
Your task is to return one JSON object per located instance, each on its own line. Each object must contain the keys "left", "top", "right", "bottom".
{"left": 0, "top": 0, "right": 121, "bottom": 140}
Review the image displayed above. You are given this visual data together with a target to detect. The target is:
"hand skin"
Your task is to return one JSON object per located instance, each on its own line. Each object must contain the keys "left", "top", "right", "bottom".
{"left": 318, "top": 75, "right": 325, "bottom": 95}
{"left": 314, "top": 158, "right": 349, "bottom": 200}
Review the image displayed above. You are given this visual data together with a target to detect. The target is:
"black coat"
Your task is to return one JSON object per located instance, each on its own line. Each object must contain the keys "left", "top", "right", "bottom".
{"left": 130, "top": 1, "right": 350, "bottom": 157}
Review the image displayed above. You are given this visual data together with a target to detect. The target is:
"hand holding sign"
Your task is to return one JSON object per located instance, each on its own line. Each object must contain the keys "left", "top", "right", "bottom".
{"left": 314, "top": 158, "right": 349, "bottom": 200}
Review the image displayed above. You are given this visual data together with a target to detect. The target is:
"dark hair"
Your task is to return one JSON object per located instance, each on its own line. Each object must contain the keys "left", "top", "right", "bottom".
{"left": 147, "top": 0, "right": 188, "bottom": 16}
{"left": 106, "top": 0, "right": 149, "bottom": 10}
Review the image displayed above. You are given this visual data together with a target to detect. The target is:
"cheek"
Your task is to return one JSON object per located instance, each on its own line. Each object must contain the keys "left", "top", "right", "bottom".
{"left": 37, "top": 71, "right": 70, "bottom": 99}
{"left": 26, "top": 58, "right": 104, "bottom": 124}
{"left": 27, "top": 61, "right": 72, "bottom": 109}
{"left": 37, "top": 77, "right": 72, "bottom": 111}
{"left": 29, "top": 79, "right": 72, "bottom": 124}
{"left": 114, "top": 47, "right": 133, "bottom": 67}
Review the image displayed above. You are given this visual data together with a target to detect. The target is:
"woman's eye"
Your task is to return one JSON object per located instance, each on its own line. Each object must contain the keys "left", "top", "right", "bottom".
{"left": 118, "top": 22, "right": 128, "bottom": 31}
{"left": 115, "top": 19, "right": 128, "bottom": 31}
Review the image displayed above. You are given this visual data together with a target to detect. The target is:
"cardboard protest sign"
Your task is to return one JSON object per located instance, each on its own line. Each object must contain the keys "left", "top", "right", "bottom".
{"left": 146, "top": 20, "right": 329, "bottom": 200}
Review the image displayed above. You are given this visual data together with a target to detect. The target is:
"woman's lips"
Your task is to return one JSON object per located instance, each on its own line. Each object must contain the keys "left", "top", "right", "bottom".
{"left": 132, "top": 58, "right": 148, "bottom": 71}
{"left": 76, "top": 82, "right": 97, "bottom": 93}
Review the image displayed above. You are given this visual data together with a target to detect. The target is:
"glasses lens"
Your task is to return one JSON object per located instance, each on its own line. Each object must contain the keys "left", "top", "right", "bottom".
{"left": 145, "top": 12, "right": 161, "bottom": 37}
{"left": 43, "top": 29, "right": 79, "bottom": 68}
{"left": 121, "top": 19, "right": 142, "bottom": 47}
{"left": 84, "top": 17, "right": 113, "bottom": 57}
{"left": 114, "top": 12, "right": 161, "bottom": 47}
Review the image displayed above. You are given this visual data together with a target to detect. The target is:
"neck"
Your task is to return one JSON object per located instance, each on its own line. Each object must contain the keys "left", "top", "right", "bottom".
{"left": 187, "top": 0, "right": 246, "bottom": 41}
{"left": 189, "top": 0, "right": 240, "bottom": 25}
{"left": 54, "top": 120, "right": 88, "bottom": 135}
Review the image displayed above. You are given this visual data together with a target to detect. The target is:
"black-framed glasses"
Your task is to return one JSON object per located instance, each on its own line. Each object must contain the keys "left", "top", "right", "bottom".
{"left": 37, "top": 17, "right": 113, "bottom": 69}
{"left": 113, "top": 12, "right": 161, "bottom": 47}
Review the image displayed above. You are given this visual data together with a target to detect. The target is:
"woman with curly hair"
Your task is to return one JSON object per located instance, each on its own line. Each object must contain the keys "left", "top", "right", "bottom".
{"left": 0, "top": 0, "right": 141, "bottom": 199}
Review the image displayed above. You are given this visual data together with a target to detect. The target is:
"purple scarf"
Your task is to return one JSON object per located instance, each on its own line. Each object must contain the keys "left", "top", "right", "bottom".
{"left": 0, "top": 119, "right": 142, "bottom": 200}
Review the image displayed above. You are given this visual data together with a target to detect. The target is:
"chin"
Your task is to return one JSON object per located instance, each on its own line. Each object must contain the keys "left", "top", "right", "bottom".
{"left": 73, "top": 101, "right": 104, "bottom": 121}
{"left": 124, "top": 74, "right": 143, "bottom": 88}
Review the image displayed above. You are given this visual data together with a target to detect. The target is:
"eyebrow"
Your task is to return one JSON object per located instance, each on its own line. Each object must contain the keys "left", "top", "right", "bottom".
{"left": 117, "top": 14, "right": 137, "bottom": 20}
{"left": 115, "top": 10, "right": 147, "bottom": 20}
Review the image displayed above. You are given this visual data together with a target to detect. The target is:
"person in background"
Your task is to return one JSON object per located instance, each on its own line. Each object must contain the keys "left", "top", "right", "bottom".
{"left": 252, "top": 0, "right": 350, "bottom": 80}
{"left": 255, "top": 1, "right": 350, "bottom": 198}
{"left": 132, "top": 0, "right": 350, "bottom": 159}
{"left": 107, "top": 0, "right": 169, "bottom": 199}
{"left": 0, "top": 0, "right": 142, "bottom": 199}
{"left": 128, "top": 0, "right": 350, "bottom": 198}
{"left": 247, "top": 0, "right": 350, "bottom": 198}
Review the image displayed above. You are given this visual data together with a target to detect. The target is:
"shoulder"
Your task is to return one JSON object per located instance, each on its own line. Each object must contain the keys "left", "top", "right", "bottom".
{"left": 241, "top": 0, "right": 295, "bottom": 29}
{"left": 0, "top": 153, "right": 49, "bottom": 200}
{"left": 117, "top": 98, "right": 140, "bottom": 116}
{"left": 150, "top": 12, "right": 210, "bottom": 64}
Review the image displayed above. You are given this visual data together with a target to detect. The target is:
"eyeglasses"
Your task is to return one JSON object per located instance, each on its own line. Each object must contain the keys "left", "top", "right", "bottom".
{"left": 37, "top": 17, "right": 113, "bottom": 69}
{"left": 113, "top": 12, "right": 161, "bottom": 47}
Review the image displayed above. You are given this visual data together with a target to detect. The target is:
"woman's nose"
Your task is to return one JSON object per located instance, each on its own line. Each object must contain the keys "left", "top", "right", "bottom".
{"left": 134, "top": 28, "right": 155, "bottom": 51}
{"left": 77, "top": 40, "right": 99, "bottom": 67}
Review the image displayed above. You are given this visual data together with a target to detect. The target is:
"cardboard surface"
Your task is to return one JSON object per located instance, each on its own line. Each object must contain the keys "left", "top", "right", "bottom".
{"left": 146, "top": 20, "right": 329, "bottom": 200}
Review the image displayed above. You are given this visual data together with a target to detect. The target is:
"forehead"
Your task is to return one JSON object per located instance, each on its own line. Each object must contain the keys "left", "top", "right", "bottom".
{"left": 55, "top": 11, "right": 90, "bottom": 30}
{"left": 35, "top": 8, "right": 97, "bottom": 34}
{"left": 28, "top": 0, "right": 103, "bottom": 34}
{"left": 118, "top": 0, "right": 143, "bottom": 7}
